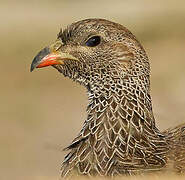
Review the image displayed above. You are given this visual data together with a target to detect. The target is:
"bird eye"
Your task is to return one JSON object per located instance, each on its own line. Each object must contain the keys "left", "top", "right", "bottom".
{"left": 85, "top": 36, "right": 101, "bottom": 47}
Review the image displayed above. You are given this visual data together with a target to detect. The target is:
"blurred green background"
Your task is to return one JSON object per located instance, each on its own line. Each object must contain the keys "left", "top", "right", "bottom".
{"left": 0, "top": 0, "right": 185, "bottom": 179}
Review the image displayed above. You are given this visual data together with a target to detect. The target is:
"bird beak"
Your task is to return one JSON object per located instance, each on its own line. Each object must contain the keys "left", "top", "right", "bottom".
{"left": 30, "top": 41, "right": 79, "bottom": 72}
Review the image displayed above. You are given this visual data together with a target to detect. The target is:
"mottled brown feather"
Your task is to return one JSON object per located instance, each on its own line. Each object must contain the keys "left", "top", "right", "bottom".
{"left": 36, "top": 18, "right": 185, "bottom": 177}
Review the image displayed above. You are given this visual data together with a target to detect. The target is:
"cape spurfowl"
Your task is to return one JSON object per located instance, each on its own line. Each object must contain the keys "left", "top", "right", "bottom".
{"left": 31, "top": 19, "right": 185, "bottom": 177}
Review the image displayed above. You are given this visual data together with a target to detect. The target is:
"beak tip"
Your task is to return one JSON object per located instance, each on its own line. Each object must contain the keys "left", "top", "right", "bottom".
{"left": 30, "top": 61, "right": 37, "bottom": 72}
{"left": 30, "top": 47, "right": 50, "bottom": 72}
{"left": 30, "top": 65, "right": 34, "bottom": 72}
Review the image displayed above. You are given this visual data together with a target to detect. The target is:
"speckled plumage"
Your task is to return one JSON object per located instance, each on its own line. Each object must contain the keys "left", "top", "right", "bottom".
{"left": 32, "top": 19, "right": 185, "bottom": 177}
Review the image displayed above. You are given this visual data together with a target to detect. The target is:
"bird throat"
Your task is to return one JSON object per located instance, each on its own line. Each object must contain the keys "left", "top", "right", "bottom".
{"left": 61, "top": 76, "right": 168, "bottom": 176}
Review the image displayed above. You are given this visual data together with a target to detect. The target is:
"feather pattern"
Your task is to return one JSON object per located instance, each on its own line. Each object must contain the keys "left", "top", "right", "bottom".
{"left": 39, "top": 19, "right": 185, "bottom": 177}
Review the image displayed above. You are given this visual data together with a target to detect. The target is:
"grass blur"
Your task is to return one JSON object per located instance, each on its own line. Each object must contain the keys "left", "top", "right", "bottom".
{"left": 0, "top": 0, "right": 185, "bottom": 179}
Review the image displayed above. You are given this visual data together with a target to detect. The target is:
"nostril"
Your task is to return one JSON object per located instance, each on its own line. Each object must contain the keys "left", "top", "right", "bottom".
{"left": 53, "top": 40, "right": 63, "bottom": 51}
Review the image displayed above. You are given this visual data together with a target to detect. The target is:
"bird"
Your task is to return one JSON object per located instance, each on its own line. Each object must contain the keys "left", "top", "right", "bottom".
{"left": 30, "top": 18, "right": 185, "bottom": 177}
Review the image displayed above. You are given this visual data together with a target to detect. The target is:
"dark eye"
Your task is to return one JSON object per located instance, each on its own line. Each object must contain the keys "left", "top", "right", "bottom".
{"left": 85, "top": 36, "right": 101, "bottom": 47}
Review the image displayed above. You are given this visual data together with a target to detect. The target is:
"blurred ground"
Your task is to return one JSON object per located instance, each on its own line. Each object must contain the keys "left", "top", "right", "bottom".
{"left": 0, "top": 0, "right": 185, "bottom": 179}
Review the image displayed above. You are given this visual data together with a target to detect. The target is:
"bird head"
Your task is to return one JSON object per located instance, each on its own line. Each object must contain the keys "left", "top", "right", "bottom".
{"left": 31, "top": 19, "right": 150, "bottom": 93}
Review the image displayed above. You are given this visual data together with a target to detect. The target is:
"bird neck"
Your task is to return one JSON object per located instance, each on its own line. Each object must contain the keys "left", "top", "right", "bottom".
{"left": 84, "top": 75, "right": 156, "bottom": 136}
{"left": 63, "top": 74, "right": 168, "bottom": 176}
